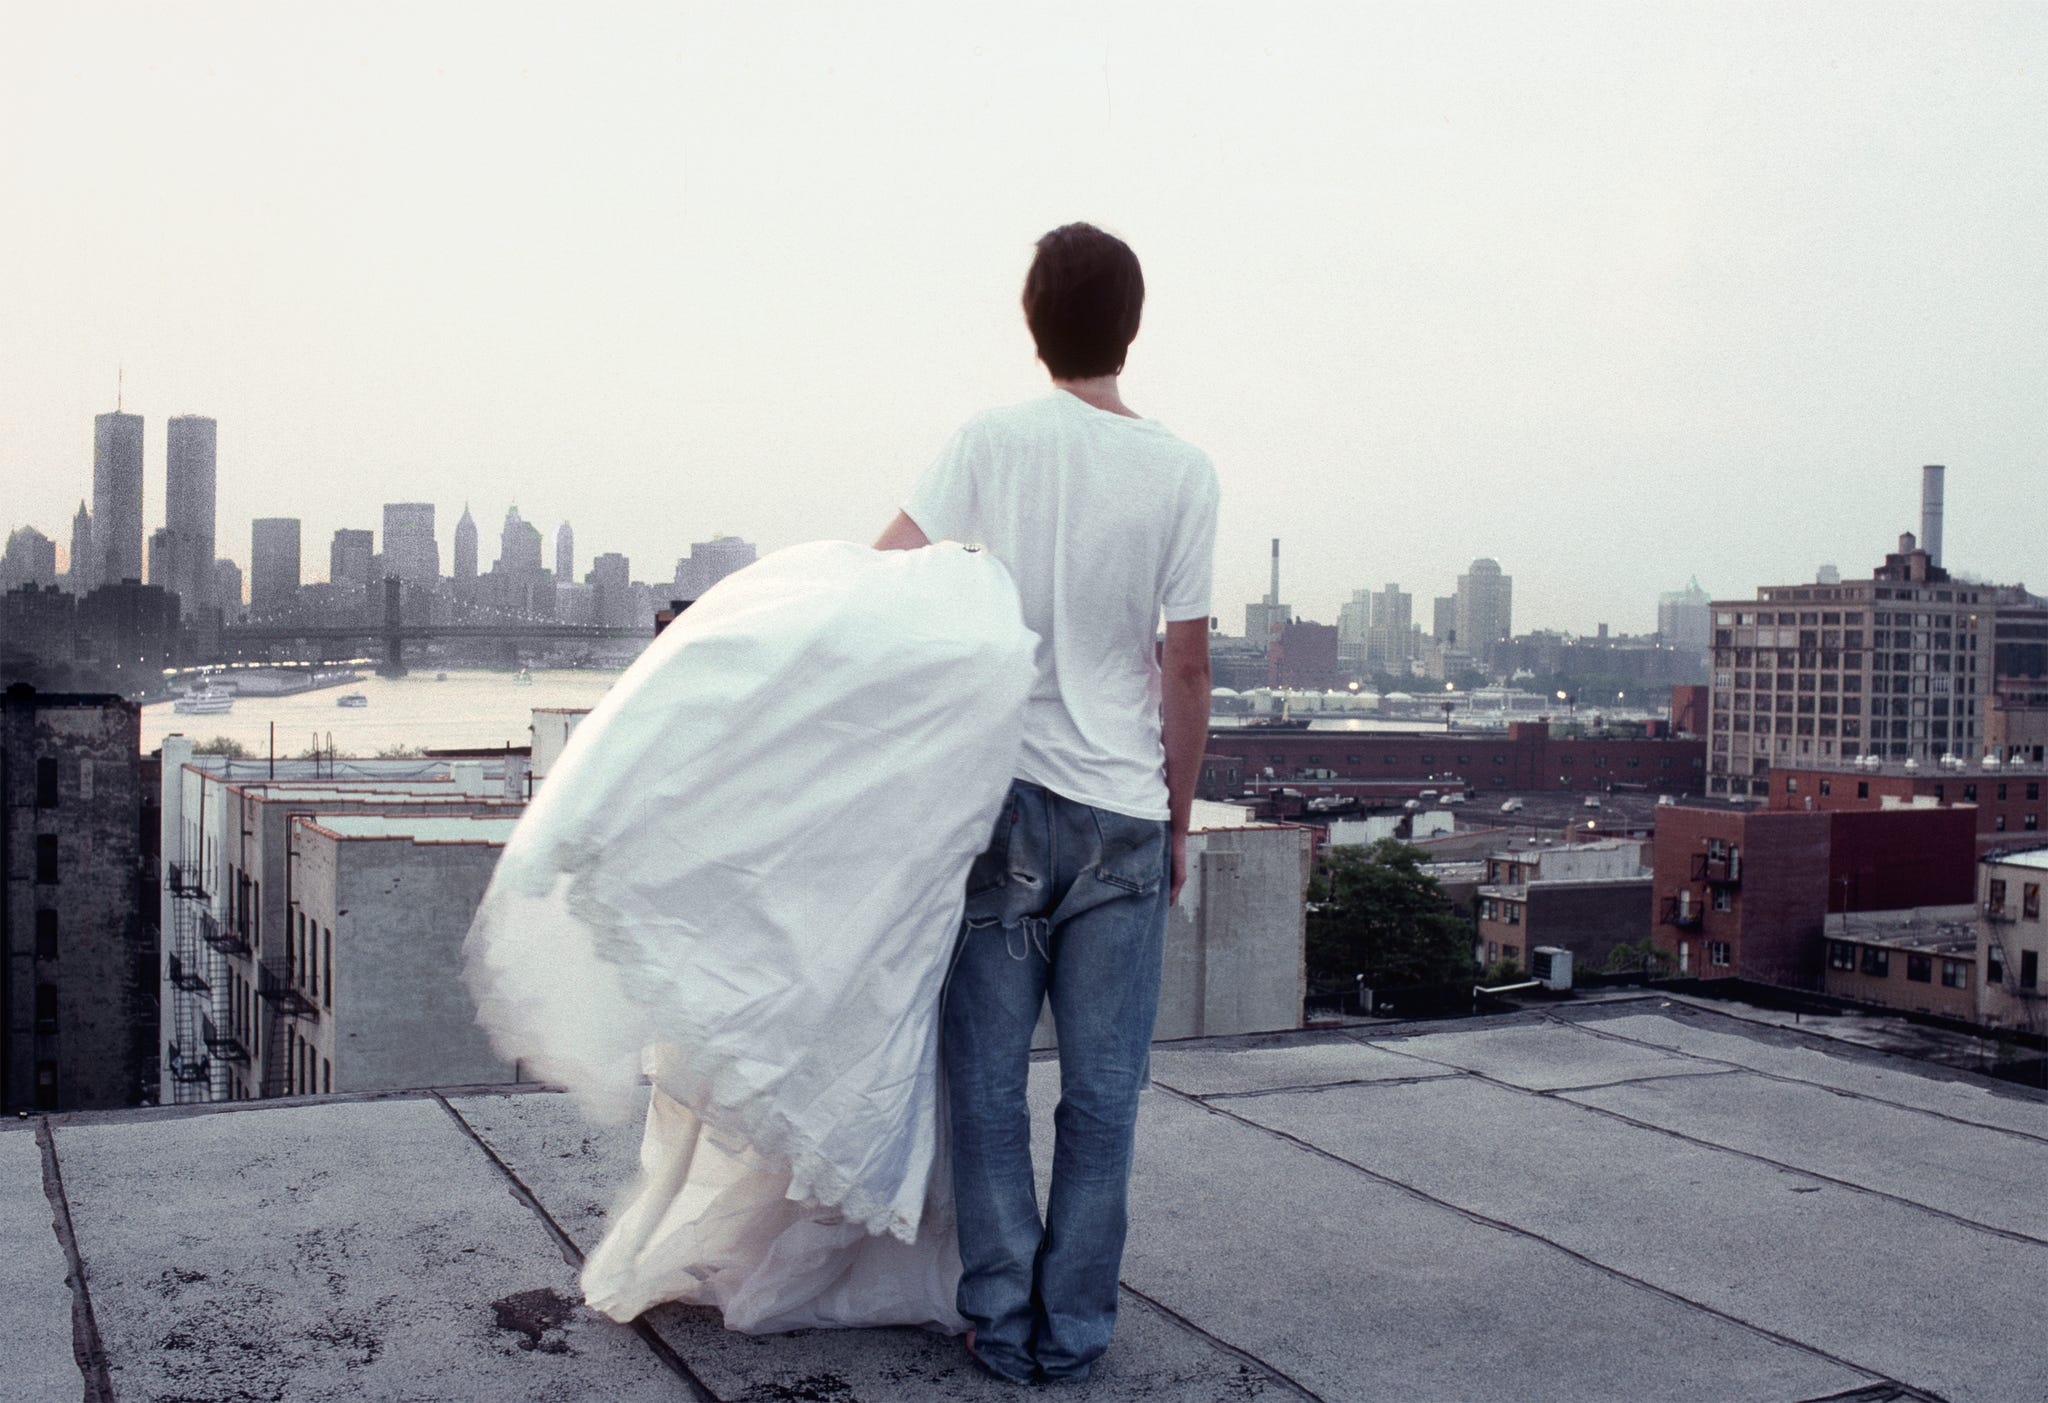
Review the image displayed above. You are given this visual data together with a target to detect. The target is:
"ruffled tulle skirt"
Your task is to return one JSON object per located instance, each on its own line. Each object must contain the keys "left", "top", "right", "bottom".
{"left": 463, "top": 540, "right": 1035, "bottom": 1330}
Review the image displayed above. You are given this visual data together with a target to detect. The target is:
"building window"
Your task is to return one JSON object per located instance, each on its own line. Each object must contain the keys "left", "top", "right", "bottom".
{"left": 1989, "top": 879, "right": 2007, "bottom": 913}
{"left": 1786, "top": 777, "right": 1799, "bottom": 793}
{"left": 1828, "top": 942, "right": 1856, "bottom": 971}
{"left": 1712, "top": 888, "right": 1732, "bottom": 913}
{"left": 1861, "top": 946, "right": 1890, "bottom": 977}
{"left": 34, "top": 984, "right": 58, "bottom": 1036}
{"left": 1906, "top": 953, "right": 1932, "bottom": 983}
{"left": 1988, "top": 948, "right": 2005, "bottom": 984}
{"left": 35, "top": 757, "right": 58, "bottom": 808}
{"left": 1708, "top": 941, "right": 1731, "bottom": 968}
{"left": 322, "top": 1057, "right": 331, "bottom": 1095}
{"left": 1506, "top": 904, "right": 1521, "bottom": 925}
{"left": 324, "top": 928, "right": 334, "bottom": 1010}
{"left": 1996, "top": 815, "right": 2008, "bottom": 832}
{"left": 34, "top": 1061, "right": 57, "bottom": 1111}
{"left": 2023, "top": 951, "right": 2040, "bottom": 991}
{"left": 1819, "top": 778, "right": 1832, "bottom": 796}
{"left": 34, "top": 835, "right": 57, "bottom": 884}
{"left": 1963, "top": 784, "right": 1978, "bottom": 802}
{"left": 1857, "top": 781, "right": 1870, "bottom": 799}
{"left": 35, "top": 910, "right": 57, "bottom": 960}
{"left": 2028, "top": 814, "right": 2040, "bottom": 832}
{"left": 1941, "top": 959, "right": 1968, "bottom": 989}
{"left": 2028, "top": 884, "right": 2042, "bottom": 921}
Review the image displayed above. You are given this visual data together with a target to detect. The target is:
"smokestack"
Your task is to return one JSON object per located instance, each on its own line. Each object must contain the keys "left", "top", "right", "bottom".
{"left": 1920, "top": 465, "right": 1945, "bottom": 568}
{"left": 1268, "top": 537, "right": 1280, "bottom": 605}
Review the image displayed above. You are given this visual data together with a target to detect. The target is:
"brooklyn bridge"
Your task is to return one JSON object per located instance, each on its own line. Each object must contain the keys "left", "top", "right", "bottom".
{"left": 222, "top": 581, "right": 660, "bottom": 675}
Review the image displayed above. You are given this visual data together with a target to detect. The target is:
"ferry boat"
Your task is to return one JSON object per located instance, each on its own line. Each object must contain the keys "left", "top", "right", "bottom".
{"left": 336, "top": 691, "right": 369, "bottom": 708}
{"left": 172, "top": 686, "right": 235, "bottom": 715}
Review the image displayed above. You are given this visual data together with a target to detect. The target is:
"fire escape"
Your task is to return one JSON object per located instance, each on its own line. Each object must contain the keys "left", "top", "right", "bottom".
{"left": 164, "top": 863, "right": 216, "bottom": 1102}
{"left": 259, "top": 950, "right": 319, "bottom": 1099}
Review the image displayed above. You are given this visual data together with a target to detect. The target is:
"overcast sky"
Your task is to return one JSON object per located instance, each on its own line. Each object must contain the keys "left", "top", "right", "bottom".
{"left": 5, "top": 1, "right": 2043, "bottom": 633}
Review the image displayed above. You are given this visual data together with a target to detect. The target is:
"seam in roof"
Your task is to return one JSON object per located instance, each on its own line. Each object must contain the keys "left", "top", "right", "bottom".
{"left": 1361, "top": 1045, "right": 2048, "bottom": 1253}
{"left": 36, "top": 1119, "right": 113, "bottom": 1403}
{"left": 1548, "top": 1010, "right": 2048, "bottom": 1148}
{"left": 1114, "top": 1280, "right": 1327, "bottom": 1402}
{"left": 429, "top": 1093, "right": 719, "bottom": 1403}
{"left": 1150, "top": 1083, "right": 1901, "bottom": 1395}
{"left": 1544, "top": 1088, "right": 2048, "bottom": 1251}
{"left": 1189, "top": 1073, "right": 1461, "bottom": 1101}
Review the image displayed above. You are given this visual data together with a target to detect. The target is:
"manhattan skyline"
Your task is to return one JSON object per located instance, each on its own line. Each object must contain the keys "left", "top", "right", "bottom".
{"left": 5, "top": 2, "right": 2044, "bottom": 632}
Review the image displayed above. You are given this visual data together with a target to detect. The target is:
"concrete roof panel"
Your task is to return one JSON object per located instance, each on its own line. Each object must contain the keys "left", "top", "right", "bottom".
{"left": 1110, "top": 1083, "right": 1864, "bottom": 1403}
{"left": 49, "top": 1098, "right": 681, "bottom": 1402}
{"left": 1147, "top": 1036, "right": 1461, "bottom": 1097}
{"left": 1575, "top": 1009, "right": 2048, "bottom": 1140}
{"left": 1361, "top": 1020, "right": 1727, "bottom": 1091}
{"left": 1564, "top": 1071, "right": 2048, "bottom": 1240}
{"left": 0, "top": 1127, "right": 86, "bottom": 1403}
{"left": 1236, "top": 1074, "right": 2044, "bottom": 1403}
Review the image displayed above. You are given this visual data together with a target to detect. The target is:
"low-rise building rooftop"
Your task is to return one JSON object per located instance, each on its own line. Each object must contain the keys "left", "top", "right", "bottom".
{"left": 299, "top": 813, "right": 524, "bottom": 844}
{"left": 8, "top": 998, "right": 2044, "bottom": 1400}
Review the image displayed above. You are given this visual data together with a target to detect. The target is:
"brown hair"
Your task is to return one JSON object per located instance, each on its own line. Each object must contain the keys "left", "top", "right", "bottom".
{"left": 1021, "top": 223, "right": 1144, "bottom": 378}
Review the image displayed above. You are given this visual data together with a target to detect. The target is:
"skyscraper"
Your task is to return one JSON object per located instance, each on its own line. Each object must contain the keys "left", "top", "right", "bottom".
{"left": 1656, "top": 577, "right": 1711, "bottom": 655}
{"left": 92, "top": 411, "right": 145, "bottom": 587}
{"left": 0, "top": 527, "right": 58, "bottom": 591}
{"left": 496, "top": 506, "right": 544, "bottom": 577}
{"left": 250, "top": 518, "right": 302, "bottom": 613}
{"left": 1337, "top": 588, "right": 1373, "bottom": 672}
{"left": 590, "top": 551, "right": 632, "bottom": 627}
{"left": 330, "top": 529, "right": 375, "bottom": 588}
{"left": 164, "top": 415, "right": 217, "bottom": 616}
{"left": 554, "top": 522, "right": 574, "bottom": 583}
{"left": 380, "top": 503, "right": 439, "bottom": 585}
{"left": 1367, "top": 583, "right": 1415, "bottom": 671}
{"left": 1455, "top": 558, "right": 1513, "bottom": 668}
{"left": 213, "top": 558, "right": 243, "bottom": 614}
{"left": 66, "top": 503, "right": 92, "bottom": 594}
{"left": 673, "top": 536, "right": 759, "bottom": 601}
{"left": 453, "top": 505, "right": 478, "bottom": 583}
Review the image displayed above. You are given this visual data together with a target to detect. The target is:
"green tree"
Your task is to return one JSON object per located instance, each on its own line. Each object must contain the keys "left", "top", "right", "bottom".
{"left": 192, "top": 735, "right": 250, "bottom": 758}
{"left": 1307, "top": 840, "right": 1478, "bottom": 992}
{"left": 1602, "top": 937, "right": 1674, "bottom": 977}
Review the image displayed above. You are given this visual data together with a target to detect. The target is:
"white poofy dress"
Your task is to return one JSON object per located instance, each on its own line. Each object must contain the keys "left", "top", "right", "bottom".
{"left": 463, "top": 541, "right": 1036, "bottom": 1332}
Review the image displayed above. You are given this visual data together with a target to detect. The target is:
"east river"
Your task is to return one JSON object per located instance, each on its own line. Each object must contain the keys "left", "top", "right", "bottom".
{"left": 138, "top": 668, "right": 627, "bottom": 758}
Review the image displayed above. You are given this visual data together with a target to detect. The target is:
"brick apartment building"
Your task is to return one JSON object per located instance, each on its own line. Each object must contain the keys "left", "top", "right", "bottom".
{"left": 1474, "top": 837, "right": 1650, "bottom": 974}
{"left": 1980, "top": 849, "right": 2048, "bottom": 1035}
{"left": 1765, "top": 759, "right": 2045, "bottom": 852}
{"left": 1706, "top": 535, "right": 1995, "bottom": 800}
{"left": 0, "top": 687, "right": 152, "bottom": 1111}
{"left": 1651, "top": 802, "right": 1976, "bottom": 987}
{"left": 1200, "top": 721, "right": 1705, "bottom": 803}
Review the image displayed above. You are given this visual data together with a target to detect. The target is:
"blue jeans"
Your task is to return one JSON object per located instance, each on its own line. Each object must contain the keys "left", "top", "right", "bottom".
{"left": 942, "top": 780, "right": 1169, "bottom": 1383}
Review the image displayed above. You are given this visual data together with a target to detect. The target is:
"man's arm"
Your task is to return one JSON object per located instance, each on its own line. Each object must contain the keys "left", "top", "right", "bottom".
{"left": 873, "top": 512, "right": 930, "bottom": 552}
{"left": 1160, "top": 617, "right": 1212, "bottom": 904}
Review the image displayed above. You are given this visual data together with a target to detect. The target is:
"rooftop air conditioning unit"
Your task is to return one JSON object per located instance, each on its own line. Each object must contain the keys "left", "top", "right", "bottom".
{"left": 1531, "top": 946, "right": 1573, "bottom": 991}
{"left": 1983, "top": 754, "right": 2002, "bottom": 771}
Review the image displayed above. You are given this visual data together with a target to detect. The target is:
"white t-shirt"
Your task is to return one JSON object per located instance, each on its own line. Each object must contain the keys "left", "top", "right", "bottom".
{"left": 905, "top": 390, "right": 1219, "bottom": 820}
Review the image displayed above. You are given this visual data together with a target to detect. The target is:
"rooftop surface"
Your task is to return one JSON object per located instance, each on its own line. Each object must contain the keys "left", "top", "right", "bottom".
{"left": 1991, "top": 847, "right": 2048, "bottom": 872}
{"left": 300, "top": 813, "right": 524, "bottom": 843}
{"left": 11, "top": 997, "right": 2044, "bottom": 1402}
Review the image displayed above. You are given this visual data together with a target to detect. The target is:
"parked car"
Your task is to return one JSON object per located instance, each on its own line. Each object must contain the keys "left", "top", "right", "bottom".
{"left": 1500, "top": 798, "right": 1525, "bottom": 814}
{"left": 1583, "top": 795, "right": 1602, "bottom": 809}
